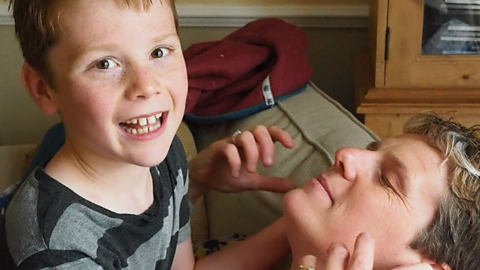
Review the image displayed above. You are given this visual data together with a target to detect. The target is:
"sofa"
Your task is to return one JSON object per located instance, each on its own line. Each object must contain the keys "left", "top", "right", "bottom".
{"left": 0, "top": 81, "right": 378, "bottom": 257}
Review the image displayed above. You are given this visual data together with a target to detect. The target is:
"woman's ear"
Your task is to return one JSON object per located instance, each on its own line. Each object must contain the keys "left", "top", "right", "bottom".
{"left": 420, "top": 257, "right": 451, "bottom": 270}
{"left": 431, "top": 263, "right": 451, "bottom": 270}
{"left": 21, "top": 63, "right": 58, "bottom": 115}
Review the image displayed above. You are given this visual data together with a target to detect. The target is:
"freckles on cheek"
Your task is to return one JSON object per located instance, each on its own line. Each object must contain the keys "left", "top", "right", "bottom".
{"left": 67, "top": 86, "right": 112, "bottom": 118}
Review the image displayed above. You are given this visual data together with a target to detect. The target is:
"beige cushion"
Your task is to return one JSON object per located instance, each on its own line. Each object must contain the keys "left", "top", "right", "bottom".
{"left": 189, "top": 82, "right": 379, "bottom": 238}
{"left": 176, "top": 122, "right": 209, "bottom": 245}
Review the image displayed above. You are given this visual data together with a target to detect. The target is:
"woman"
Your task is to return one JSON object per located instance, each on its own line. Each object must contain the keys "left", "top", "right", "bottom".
{"left": 283, "top": 112, "right": 480, "bottom": 270}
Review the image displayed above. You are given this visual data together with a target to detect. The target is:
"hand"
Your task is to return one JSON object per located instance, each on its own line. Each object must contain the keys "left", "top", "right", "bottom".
{"left": 294, "top": 233, "right": 433, "bottom": 270}
{"left": 188, "top": 125, "right": 296, "bottom": 201}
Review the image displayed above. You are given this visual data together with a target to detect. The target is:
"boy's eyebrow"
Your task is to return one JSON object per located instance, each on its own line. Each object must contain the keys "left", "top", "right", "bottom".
{"left": 151, "top": 33, "right": 179, "bottom": 44}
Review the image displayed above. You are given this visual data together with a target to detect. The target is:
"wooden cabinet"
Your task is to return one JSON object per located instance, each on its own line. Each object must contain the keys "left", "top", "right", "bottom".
{"left": 356, "top": 0, "right": 480, "bottom": 138}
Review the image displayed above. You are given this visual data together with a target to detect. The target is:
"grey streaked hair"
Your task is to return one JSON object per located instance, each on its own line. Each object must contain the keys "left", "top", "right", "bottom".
{"left": 405, "top": 112, "right": 480, "bottom": 270}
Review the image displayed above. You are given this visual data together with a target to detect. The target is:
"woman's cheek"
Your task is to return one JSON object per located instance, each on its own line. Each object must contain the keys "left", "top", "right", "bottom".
{"left": 283, "top": 190, "right": 324, "bottom": 254}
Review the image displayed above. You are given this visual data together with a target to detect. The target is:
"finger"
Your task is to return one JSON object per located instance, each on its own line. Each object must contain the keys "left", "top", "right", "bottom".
{"left": 268, "top": 126, "right": 295, "bottom": 149}
{"left": 296, "top": 255, "right": 319, "bottom": 270}
{"left": 324, "top": 243, "right": 349, "bottom": 270}
{"left": 233, "top": 131, "right": 260, "bottom": 173}
{"left": 391, "top": 263, "right": 434, "bottom": 270}
{"left": 347, "top": 233, "right": 374, "bottom": 270}
{"left": 220, "top": 142, "right": 242, "bottom": 178}
{"left": 250, "top": 125, "right": 276, "bottom": 167}
{"left": 251, "top": 176, "right": 296, "bottom": 193}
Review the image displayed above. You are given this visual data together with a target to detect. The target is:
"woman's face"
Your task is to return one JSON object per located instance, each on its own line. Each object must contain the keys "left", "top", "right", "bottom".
{"left": 283, "top": 134, "right": 449, "bottom": 269}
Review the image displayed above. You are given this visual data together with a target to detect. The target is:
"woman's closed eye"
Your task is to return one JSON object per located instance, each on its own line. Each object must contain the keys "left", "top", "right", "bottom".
{"left": 378, "top": 170, "right": 402, "bottom": 198}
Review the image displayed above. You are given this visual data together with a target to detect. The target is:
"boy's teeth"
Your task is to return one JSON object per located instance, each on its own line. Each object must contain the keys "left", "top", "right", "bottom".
{"left": 123, "top": 113, "right": 163, "bottom": 128}
{"left": 147, "top": 116, "right": 156, "bottom": 124}
{"left": 138, "top": 118, "right": 147, "bottom": 126}
{"left": 123, "top": 123, "right": 162, "bottom": 135}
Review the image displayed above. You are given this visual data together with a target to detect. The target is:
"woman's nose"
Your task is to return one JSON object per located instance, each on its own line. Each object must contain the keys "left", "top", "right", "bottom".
{"left": 334, "top": 147, "right": 373, "bottom": 181}
{"left": 125, "top": 65, "right": 161, "bottom": 100}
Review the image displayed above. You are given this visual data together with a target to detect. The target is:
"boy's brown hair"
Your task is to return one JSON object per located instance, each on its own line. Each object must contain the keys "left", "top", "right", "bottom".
{"left": 9, "top": 0, "right": 178, "bottom": 87}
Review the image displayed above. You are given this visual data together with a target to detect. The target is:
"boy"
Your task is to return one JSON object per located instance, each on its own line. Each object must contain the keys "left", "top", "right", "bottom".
{"left": 0, "top": 0, "right": 296, "bottom": 269}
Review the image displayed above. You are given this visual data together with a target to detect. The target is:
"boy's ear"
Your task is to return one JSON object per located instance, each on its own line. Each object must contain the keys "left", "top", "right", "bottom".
{"left": 21, "top": 63, "right": 58, "bottom": 115}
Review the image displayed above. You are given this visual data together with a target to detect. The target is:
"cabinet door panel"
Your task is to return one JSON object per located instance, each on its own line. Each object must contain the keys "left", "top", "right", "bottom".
{"left": 385, "top": 0, "right": 480, "bottom": 88}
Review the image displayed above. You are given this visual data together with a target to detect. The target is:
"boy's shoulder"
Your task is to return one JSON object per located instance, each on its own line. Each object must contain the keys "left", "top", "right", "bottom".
{"left": 2, "top": 169, "right": 114, "bottom": 265}
{"left": 6, "top": 168, "right": 113, "bottom": 230}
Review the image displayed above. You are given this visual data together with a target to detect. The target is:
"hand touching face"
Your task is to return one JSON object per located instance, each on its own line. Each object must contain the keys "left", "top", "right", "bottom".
{"left": 293, "top": 233, "right": 436, "bottom": 270}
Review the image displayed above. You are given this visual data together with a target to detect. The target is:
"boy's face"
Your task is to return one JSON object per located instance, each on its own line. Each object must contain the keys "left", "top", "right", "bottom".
{"left": 45, "top": 0, "right": 187, "bottom": 167}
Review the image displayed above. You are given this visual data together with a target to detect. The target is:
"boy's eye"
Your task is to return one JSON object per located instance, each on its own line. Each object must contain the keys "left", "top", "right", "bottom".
{"left": 95, "top": 59, "right": 118, "bottom": 70}
{"left": 151, "top": 47, "right": 170, "bottom": 58}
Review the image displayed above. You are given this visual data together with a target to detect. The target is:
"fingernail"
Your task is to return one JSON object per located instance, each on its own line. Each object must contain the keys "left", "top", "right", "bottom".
{"left": 265, "top": 157, "right": 272, "bottom": 166}
{"left": 328, "top": 243, "right": 348, "bottom": 257}
{"left": 360, "top": 232, "right": 371, "bottom": 239}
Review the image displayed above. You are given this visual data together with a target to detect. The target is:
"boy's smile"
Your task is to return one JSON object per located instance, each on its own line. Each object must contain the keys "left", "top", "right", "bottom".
{"left": 119, "top": 111, "right": 165, "bottom": 136}
{"left": 41, "top": 0, "right": 187, "bottom": 168}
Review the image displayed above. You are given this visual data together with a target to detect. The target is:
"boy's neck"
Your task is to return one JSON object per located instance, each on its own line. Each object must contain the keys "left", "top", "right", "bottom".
{"left": 44, "top": 141, "right": 154, "bottom": 215}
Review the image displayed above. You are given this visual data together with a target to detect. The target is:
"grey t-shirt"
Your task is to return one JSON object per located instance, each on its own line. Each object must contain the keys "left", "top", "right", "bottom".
{"left": 0, "top": 137, "right": 191, "bottom": 270}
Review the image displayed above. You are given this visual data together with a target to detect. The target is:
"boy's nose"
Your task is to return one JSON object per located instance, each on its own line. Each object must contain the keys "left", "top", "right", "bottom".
{"left": 125, "top": 66, "right": 161, "bottom": 100}
{"left": 334, "top": 147, "right": 374, "bottom": 182}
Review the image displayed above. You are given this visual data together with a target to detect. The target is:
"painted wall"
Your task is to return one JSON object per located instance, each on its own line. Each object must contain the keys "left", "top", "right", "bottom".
{"left": 0, "top": 26, "right": 62, "bottom": 146}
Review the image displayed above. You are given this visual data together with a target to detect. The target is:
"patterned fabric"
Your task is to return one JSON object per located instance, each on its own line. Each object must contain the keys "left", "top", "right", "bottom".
{"left": 193, "top": 233, "right": 247, "bottom": 261}
{"left": 0, "top": 137, "right": 191, "bottom": 270}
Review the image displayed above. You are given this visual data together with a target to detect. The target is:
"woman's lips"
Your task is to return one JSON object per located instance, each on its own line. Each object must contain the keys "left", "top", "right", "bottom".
{"left": 316, "top": 174, "right": 333, "bottom": 203}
